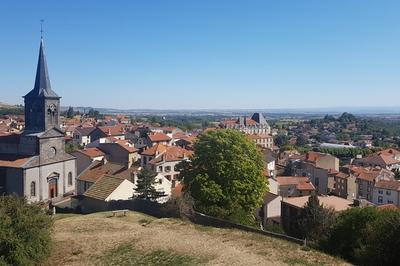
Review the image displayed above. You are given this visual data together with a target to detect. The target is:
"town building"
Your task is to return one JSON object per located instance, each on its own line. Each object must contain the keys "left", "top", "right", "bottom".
{"left": 220, "top": 112, "right": 271, "bottom": 135}
{"left": 0, "top": 37, "right": 76, "bottom": 202}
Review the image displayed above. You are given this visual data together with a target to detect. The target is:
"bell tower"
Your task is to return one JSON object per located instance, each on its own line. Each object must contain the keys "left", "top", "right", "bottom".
{"left": 24, "top": 37, "right": 60, "bottom": 133}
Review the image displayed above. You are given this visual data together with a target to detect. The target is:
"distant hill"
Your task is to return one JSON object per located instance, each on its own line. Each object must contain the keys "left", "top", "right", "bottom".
{"left": 48, "top": 211, "right": 349, "bottom": 265}
{"left": 0, "top": 102, "right": 18, "bottom": 109}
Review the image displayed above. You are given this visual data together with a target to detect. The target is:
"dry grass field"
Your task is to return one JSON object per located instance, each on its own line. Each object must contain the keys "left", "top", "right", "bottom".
{"left": 47, "top": 211, "right": 350, "bottom": 266}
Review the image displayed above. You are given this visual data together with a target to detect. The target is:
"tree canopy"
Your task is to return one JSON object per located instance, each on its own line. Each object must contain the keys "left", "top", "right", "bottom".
{"left": 0, "top": 196, "right": 53, "bottom": 265}
{"left": 180, "top": 129, "right": 267, "bottom": 224}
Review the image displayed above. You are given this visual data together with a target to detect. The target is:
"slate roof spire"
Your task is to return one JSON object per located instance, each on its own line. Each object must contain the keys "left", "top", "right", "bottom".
{"left": 24, "top": 36, "right": 60, "bottom": 98}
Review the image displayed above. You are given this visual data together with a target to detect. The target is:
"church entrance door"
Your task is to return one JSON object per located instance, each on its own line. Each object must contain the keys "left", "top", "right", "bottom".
{"left": 48, "top": 179, "right": 58, "bottom": 198}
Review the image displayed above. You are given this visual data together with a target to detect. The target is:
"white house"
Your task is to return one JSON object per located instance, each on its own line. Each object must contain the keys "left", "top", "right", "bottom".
{"left": 373, "top": 180, "right": 400, "bottom": 207}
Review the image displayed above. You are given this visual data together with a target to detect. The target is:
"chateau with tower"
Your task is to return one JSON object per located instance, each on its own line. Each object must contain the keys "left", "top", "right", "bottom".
{"left": 0, "top": 36, "right": 76, "bottom": 202}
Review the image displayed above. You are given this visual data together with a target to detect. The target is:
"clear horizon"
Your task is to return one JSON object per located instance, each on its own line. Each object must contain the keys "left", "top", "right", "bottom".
{"left": 1, "top": 1, "right": 399, "bottom": 109}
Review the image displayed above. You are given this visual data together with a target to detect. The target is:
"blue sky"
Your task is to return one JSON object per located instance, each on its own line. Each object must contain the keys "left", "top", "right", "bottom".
{"left": 1, "top": 1, "right": 399, "bottom": 109}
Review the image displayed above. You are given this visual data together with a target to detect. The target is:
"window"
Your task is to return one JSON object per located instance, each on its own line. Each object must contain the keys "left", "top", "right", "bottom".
{"left": 165, "top": 175, "right": 171, "bottom": 181}
{"left": 158, "top": 166, "right": 163, "bottom": 172}
{"left": 378, "top": 196, "right": 383, "bottom": 203}
{"left": 378, "top": 190, "right": 383, "bottom": 194}
{"left": 68, "top": 172, "right": 73, "bottom": 186}
{"left": 30, "top": 181, "right": 36, "bottom": 197}
{"left": 388, "top": 200, "right": 394, "bottom": 204}
{"left": 165, "top": 166, "right": 171, "bottom": 172}
{"left": 367, "top": 187, "right": 371, "bottom": 192}
{"left": 359, "top": 183, "right": 363, "bottom": 190}
{"left": 386, "top": 190, "right": 391, "bottom": 196}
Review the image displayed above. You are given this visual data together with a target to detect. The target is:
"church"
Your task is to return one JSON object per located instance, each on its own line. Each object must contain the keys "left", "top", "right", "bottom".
{"left": 0, "top": 37, "right": 76, "bottom": 202}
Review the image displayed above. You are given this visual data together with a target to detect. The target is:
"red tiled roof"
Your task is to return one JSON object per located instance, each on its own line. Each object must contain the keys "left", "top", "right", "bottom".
{"left": 100, "top": 125, "right": 126, "bottom": 136}
{"left": 0, "top": 156, "right": 32, "bottom": 168}
{"left": 149, "top": 146, "right": 193, "bottom": 164}
{"left": 77, "top": 148, "right": 105, "bottom": 158}
{"left": 375, "top": 180, "right": 400, "bottom": 191}
{"left": 115, "top": 140, "right": 138, "bottom": 153}
{"left": 78, "top": 161, "right": 125, "bottom": 183}
{"left": 141, "top": 143, "right": 168, "bottom": 156}
{"left": 148, "top": 133, "right": 171, "bottom": 142}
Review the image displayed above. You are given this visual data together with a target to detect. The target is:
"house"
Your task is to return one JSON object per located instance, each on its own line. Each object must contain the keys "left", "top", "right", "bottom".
{"left": 146, "top": 132, "right": 172, "bottom": 147}
{"left": 262, "top": 149, "right": 277, "bottom": 178}
{"left": 332, "top": 171, "right": 357, "bottom": 200}
{"left": 71, "top": 147, "right": 106, "bottom": 175}
{"left": 98, "top": 139, "right": 139, "bottom": 168}
{"left": 175, "top": 135, "right": 196, "bottom": 150}
{"left": 262, "top": 192, "right": 282, "bottom": 227}
{"left": 89, "top": 125, "right": 126, "bottom": 143}
{"left": 294, "top": 152, "right": 339, "bottom": 195}
{"left": 81, "top": 175, "right": 136, "bottom": 212}
{"left": 269, "top": 176, "right": 315, "bottom": 197}
{"left": 353, "top": 149, "right": 400, "bottom": 170}
{"left": 281, "top": 195, "right": 353, "bottom": 233}
{"left": 373, "top": 180, "right": 400, "bottom": 207}
{"left": 247, "top": 134, "right": 274, "bottom": 149}
{"left": 351, "top": 166, "right": 395, "bottom": 202}
{"left": 77, "top": 162, "right": 172, "bottom": 212}
{"left": 148, "top": 146, "right": 193, "bottom": 188}
{"left": 76, "top": 161, "right": 126, "bottom": 195}
{"left": 73, "top": 126, "right": 96, "bottom": 147}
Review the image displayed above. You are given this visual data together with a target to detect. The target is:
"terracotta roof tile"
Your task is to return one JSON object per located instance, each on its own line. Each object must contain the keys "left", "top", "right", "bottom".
{"left": 76, "top": 148, "right": 105, "bottom": 158}
{"left": 148, "top": 133, "right": 171, "bottom": 142}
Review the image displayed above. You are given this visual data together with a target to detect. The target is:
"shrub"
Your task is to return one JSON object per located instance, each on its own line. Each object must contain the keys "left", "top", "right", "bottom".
{"left": 0, "top": 196, "right": 53, "bottom": 265}
{"left": 320, "top": 207, "right": 380, "bottom": 261}
{"left": 357, "top": 209, "right": 400, "bottom": 266}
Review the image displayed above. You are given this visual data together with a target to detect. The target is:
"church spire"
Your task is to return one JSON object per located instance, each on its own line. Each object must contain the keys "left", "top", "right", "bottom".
{"left": 24, "top": 33, "right": 59, "bottom": 98}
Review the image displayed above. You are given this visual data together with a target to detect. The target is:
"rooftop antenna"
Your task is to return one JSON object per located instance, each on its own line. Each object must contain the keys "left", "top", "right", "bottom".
{"left": 40, "top": 19, "right": 44, "bottom": 39}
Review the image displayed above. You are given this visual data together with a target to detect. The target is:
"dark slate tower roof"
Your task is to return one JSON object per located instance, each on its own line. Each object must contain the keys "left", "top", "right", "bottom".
{"left": 24, "top": 38, "right": 60, "bottom": 99}
{"left": 251, "top": 112, "right": 268, "bottom": 125}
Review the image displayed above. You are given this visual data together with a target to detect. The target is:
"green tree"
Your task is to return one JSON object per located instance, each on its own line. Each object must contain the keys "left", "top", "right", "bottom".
{"left": 134, "top": 168, "right": 166, "bottom": 201}
{"left": 179, "top": 129, "right": 268, "bottom": 225}
{"left": 357, "top": 209, "right": 400, "bottom": 266}
{"left": 0, "top": 196, "right": 53, "bottom": 265}
{"left": 274, "top": 134, "right": 289, "bottom": 147}
{"left": 320, "top": 207, "right": 380, "bottom": 262}
{"left": 66, "top": 106, "right": 74, "bottom": 118}
{"left": 394, "top": 169, "right": 400, "bottom": 180}
{"left": 291, "top": 194, "right": 335, "bottom": 242}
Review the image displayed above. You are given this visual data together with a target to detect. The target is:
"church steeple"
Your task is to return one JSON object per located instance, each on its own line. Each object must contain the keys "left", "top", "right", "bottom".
{"left": 24, "top": 38, "right": 59, "bottom": 99}
{"left": 24, "top": 35, "right": 61, "bottom": 133}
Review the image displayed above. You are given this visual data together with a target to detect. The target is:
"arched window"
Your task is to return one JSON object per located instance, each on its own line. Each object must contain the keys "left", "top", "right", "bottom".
{"left": 68, "top": 172, "right": 73, "bottom": 186}
{"left": 30, "top": 181, "right": 36, "bottom": 197}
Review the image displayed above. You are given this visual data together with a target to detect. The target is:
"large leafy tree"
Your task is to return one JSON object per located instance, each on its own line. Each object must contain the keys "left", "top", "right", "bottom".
{"left": 0, "top": 196, "right": 53, "bottom": 265}
{"left": 134, "top": 167, "right": 166, "bottom": 201}
{"left": 179, "top": 129, "right": 267, "bottom": 224}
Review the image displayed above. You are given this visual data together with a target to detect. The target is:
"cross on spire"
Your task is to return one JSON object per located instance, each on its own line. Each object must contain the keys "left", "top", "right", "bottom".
{"left": 40, "top": 19, "right": 44, "bottom": 39}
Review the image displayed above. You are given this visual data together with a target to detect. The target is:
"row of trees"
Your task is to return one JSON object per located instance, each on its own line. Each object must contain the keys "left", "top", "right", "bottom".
{"left": 291, "top": 195, "right": 400, "bottom": 265}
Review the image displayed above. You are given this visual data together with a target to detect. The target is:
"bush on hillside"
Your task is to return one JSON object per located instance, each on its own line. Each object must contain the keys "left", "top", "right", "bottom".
{"left": 0, "top": 196, "right": 53, "bottom": 265}
{"left": 321, "top": 207, "right": 400, "bottom": 265}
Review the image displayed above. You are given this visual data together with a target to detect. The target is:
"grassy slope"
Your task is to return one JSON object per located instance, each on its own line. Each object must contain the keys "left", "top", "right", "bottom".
{"left": 48, "top": 212, "right": 350, "bottom": 266}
